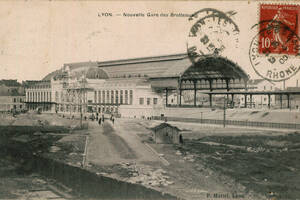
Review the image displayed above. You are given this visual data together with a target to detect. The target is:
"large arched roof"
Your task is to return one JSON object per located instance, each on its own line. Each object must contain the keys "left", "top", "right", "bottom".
{"left": 42, "top": 54, "right": 249, "bottom": 83}
{"left": 181, "top": 56, "right": 249, "bottom": 81}
{"left": 42, "top": 69, "right": 62, "bottom": 81}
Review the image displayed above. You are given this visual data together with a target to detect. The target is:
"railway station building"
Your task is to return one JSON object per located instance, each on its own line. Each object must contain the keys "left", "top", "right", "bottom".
{"left": 25, "top": 53, "right": 251, "bottom": 118}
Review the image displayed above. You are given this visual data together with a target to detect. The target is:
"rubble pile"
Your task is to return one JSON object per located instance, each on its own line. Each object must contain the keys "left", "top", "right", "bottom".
{"left": 121, "top": 163, "right": 173, "bottom": 187}
{"left": 245, "top": 146, "right": 266, "bottom": 153}
{"left": 175, "top": 150, "right": 196, "bottom": 163}
{"left": 183, "top": 153, "right": 195, "bottom": 162}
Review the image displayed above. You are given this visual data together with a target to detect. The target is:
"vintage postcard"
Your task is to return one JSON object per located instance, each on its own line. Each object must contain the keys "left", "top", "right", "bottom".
{"left": 0, "top": 1, "right": 300, "bottom": 200}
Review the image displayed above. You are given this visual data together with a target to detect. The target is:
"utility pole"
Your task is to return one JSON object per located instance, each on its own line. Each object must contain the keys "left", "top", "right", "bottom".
{"left": 80, "top": 90, "right": 83, "bottom": 128}
{"left": 79, "top": 76, "right": 86, "bottom": 128}
{"left": 69, "top": 90, "right": 72, "bottom": 119}
{"left": 200, "top": 112, "right": 203, "bottom": 123}
{"left": 223, "top": 96, "right": 227, "bottom": 128}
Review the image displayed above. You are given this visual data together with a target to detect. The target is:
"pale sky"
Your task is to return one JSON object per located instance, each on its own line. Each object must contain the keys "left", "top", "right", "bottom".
{"left": 0, "top": 1, "right": 299, "bottom": 88}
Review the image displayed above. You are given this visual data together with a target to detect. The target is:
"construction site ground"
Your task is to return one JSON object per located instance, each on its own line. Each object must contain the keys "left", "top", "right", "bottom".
{"left": 1, "top": 113, "right": 299, "bottom": 200}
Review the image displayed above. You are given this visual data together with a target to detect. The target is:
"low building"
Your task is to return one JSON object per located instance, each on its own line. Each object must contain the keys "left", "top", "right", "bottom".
{"left": 151, "top": 123, "right": 182, "bottom": 144}
{"left": 0, "top": 79, "right": 25, "bottom": 112}
{"left": 239, "top": 79, "right": 276, "bottom": 108}
{"left": 275, "top": 87, "right": 300, "bottom": 110}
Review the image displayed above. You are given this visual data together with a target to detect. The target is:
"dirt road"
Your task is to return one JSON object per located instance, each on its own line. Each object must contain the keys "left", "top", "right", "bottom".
{"left": 87, "top": 120, "right": 162, "bottom": 166}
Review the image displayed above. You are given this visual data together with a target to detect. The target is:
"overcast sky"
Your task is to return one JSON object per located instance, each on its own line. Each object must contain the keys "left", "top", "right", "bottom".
{"left": 0, "top": 1, "right": 299, "bottom": 88}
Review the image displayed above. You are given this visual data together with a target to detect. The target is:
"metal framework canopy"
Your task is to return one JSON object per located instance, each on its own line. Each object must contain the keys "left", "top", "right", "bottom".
{"left": 177, "top": 56, "right": 249, "bottom": 92}
{"left": 182, "top": 56, "right": 249, "bottom": 81}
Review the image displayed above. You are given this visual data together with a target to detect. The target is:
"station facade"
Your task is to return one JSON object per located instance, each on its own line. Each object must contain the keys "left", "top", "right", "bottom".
{"left": 25, "top": 53, "right": 251, "bottom": 118}
{"left": 24, "top": 80, "right": 52, "bottom": 112}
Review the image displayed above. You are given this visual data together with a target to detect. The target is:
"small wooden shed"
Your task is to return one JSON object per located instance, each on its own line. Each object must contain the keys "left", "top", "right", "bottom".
{"left": 151, "top": 123, "right": 182, "bottom": 144}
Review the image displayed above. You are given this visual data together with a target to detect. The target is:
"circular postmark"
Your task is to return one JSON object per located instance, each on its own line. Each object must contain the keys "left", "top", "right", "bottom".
{"left": 187, "top": 8, "right": 240, "bottom": 64}
{"left": 249, "top": 20, "right": 300, "bottom": 82}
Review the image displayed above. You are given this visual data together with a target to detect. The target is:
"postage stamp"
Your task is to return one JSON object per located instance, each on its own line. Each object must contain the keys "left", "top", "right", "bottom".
{"left": 259, "top": 4, "right": 299, "bottom": 55}
{"left": 187, "top": 8, "right": 239, "bottom": 64}
{"left": 249, "top": 3, "right": 300, "bottom": 82}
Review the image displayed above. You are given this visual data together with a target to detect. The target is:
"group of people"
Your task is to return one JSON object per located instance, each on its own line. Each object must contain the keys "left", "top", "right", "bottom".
{"left": 62, "top": 112, "right": 116, "bottom": 126}
{"left": 97, "top": 113, "right": 115, "bottom": 125}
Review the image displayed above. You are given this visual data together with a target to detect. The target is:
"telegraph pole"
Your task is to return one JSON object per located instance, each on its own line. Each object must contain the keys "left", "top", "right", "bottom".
{"left": 80, "top": 90, "right": 83, "bottom": 128}
{"left": 69, "top": 91, "right": 72, "bottom": 119}
{"left": 79, "top": 76, "right": 86, "bottom": 128}
{"left": 223, "top": 97, "right": 226, "bottom": 127}
{"left": 200, "top": 112, "right": 203, "bottom": 124}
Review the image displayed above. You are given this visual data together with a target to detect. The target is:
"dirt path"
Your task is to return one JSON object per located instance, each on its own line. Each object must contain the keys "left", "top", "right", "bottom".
{"left": 86, "top": 120, "right": 161, "bottom": 166}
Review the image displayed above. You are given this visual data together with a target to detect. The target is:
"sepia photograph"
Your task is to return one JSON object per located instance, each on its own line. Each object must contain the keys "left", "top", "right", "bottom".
{"left": 0, "top": 1, "right": 300, "bottom": 200}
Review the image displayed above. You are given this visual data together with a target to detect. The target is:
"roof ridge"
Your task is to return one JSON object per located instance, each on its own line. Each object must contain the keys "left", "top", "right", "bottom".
{"left": 97, "top": 53, "right": 188, "bottom": 67}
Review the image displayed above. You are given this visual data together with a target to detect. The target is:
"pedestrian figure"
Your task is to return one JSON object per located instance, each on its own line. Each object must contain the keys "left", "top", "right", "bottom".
{"left": 84, "top": 116, "right": 87, "bottom": 121}
{"left": 102, "top": 115, "right": 104, "bottom": 122}
{"left": 98, "top": 117, "right": 102, "bottom": 125}
{"left": 112, "top": 117, "right": 115, "bottom": 124}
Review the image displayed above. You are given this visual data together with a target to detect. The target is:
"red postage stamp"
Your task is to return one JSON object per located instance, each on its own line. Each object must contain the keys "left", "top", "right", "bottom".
{"left": 259, "top": 4, "right": 300, "bottom": 55}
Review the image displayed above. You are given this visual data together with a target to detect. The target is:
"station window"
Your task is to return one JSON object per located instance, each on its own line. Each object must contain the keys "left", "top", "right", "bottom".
{"left": 106, "top": 91, "right": 110, "bottom": 104}
{"left": 94, "top": 91, "right": 97, "bottom": 103}
{"left": 147, "top": 98, "right": 151, "bottom": 105}
{"left": 120, "top": 90, "right": 123, "bottom": 104}
{"left": 153, "top": 98, "right": 158, "bottom": 105}
{"left": 102, "top": 91, "right": 105, "bottom": 104}
{"left": 139, "top": 98, "right": 144, "bottom": 105}
{"left": 125, "top": 90, "right": 128, "bottom": 104}
{"left": 116, "top": 90, "right": 119, "bottom": 104}
{"left": 98, "top": 91, "right": 101, "bottom": 103}
{"left": 111, "top": 91, "right": 114, "bottom": 104}
{"left": 129, "top": 90, "right": 133, "bottom": 105}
